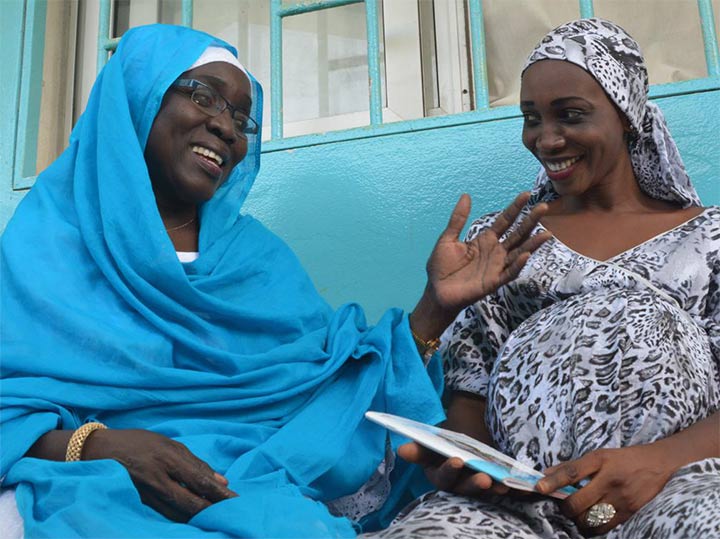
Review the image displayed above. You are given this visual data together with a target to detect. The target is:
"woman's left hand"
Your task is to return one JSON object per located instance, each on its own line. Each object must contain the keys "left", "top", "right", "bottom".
{"left": 399, "top": 442, "right": 532, "bottom": 498}
{"left": 536, "top": 444, "right": 678, "bottom": 535}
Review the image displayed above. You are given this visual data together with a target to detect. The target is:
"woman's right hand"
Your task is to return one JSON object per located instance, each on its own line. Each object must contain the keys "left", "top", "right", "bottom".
{"left": 398, "top": 442, "right": 516, "bottom": 496}
{"left": 83, "top": 429, "right": 237, "bottom": 522}
{"left": 409, "top": 193, "right": 550, "bottom": 345}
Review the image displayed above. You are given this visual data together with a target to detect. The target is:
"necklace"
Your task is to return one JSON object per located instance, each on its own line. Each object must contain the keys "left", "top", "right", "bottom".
{"left": 165, "top": 216, "right": 196, "bottom": 232}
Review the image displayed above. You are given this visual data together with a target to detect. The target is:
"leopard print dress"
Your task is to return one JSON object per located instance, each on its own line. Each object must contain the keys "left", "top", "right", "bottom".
{"left": 364, "top": 206, "right": 720, "bottom": 539}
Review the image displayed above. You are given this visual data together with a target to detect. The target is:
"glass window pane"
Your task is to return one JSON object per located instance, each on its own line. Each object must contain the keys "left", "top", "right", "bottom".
{"left": 195, "top": 1, "right": 381, "bottom": 137}
{"left": 594, "top": 0, "right": 709, "bottom": 83}
{"left": 114, "top": 0, "right": 182, "bottom": 37}
{"left": 36, "top": 1, "right": 77, "bottom": 176}
{"left": 482, "top": 0, "right": 580, "bottom": 107}
{"left": 382, "top": 0, "right": 424, "bottom": 123}
{"left": 194, "top": 0, "right": 272, "bottom": 136}
{"left": 481, "top": 0, "right": 718, "bottom": 107}
{"left": 428, "top": 0, "right": 472, "bottom": 116}
{"left": 282, "top": 4, "right": 373, "bottom": 127}
{"left": 419, "top": 0, "right": 440, "bottom": 112}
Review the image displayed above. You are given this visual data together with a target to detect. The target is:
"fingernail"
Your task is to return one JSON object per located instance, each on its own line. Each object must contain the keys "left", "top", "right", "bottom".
{"left": 214, "top": 472, "right": 228, "bottom": 484}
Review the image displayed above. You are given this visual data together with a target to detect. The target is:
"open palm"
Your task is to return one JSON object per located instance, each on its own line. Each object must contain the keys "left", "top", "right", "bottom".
{"left": 426, "top": 192, "right": 550, "bottom": 312}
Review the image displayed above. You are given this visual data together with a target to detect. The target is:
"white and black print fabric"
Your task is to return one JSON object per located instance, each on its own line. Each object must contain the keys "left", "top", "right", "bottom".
{"left": 365, "top": 459, "right": 720, "bottom": 539}
{"left": 362, "top": 206, "right": 720, "bottom": 539}
{"left": 523, "top": 18, "right": 700, "bottom": 208}
{"left": 357, "top": 19, "right": 719, "bottom": 539}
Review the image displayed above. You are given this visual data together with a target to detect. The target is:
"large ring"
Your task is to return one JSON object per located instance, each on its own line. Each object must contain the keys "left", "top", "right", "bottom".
{"left": 584, "top": 502, "right": 616, "bottom": 527}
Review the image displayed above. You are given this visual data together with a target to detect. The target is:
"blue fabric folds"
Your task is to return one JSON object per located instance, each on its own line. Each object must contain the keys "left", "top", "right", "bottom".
{"left": 0, "top": 24, "right": 444, "bottom": 537}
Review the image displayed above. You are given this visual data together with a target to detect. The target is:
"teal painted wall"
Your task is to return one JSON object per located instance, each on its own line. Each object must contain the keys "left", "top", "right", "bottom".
{"left": 245, "top": 89, "right": 720, "bottom": 323}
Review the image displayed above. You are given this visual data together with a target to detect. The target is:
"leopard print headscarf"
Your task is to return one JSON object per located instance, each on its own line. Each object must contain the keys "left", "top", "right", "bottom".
{"left": 524, "top": 18, "right": 700, "bottom": 207}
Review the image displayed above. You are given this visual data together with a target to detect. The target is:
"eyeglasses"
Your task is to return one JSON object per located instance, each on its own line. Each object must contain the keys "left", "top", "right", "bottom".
{"left": 172, "top": 78, "right": 259, "bottom": 138}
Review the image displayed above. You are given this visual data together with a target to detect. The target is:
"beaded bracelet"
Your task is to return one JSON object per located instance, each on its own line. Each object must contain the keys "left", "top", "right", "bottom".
{"left": 65, "top": 422, "right": 107, "bottom": 462}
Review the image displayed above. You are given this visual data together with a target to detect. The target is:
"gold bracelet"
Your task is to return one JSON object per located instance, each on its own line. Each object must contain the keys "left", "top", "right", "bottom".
{"left": 409, "top": 324, "right": 441, "bottom": 364}
{"left": 65, "top": 422, "right": 107, "bottom": 462}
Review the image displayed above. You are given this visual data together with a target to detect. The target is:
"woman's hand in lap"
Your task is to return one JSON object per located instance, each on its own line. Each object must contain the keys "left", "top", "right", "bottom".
{"left": 84, "top": 429, "right": 237, "bottom": 522}
{"left": 536, "top": 444, "right": 678, "bottom": 535}
{"left": 398, "top": 442, "right": 527, "bottom": 497}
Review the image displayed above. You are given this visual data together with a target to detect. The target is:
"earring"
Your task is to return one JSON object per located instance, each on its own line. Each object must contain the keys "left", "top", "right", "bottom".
{"left": 623, "top": 130, "right": 638, "bottom": 150}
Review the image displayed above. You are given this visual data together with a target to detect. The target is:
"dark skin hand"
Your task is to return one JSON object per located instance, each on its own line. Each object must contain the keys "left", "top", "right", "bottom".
{"left": 410, "top": 192, "right": 551, "bottom": 342}
{"left": 403, "top": 396, "right": 720, "bottom": 536}
{"left": 537, "top": 445, "right": 675, "bottom": 536}
{"left": 26, "top": 429, "right": 237, "bottom": 522}
{"left": 404, "top": 196, "right": 550, "bottom": 501}
{"left": 398, "top": 392, "right": 532, "bottom": 497}
{"left": 536, "top": 412, "right": 720, "bottom": 535}
{"left": 398, "top": 443, "right": 532, "bottom": 497}
{"left": 403, "top": 192, "right": 552, "bottom": 493}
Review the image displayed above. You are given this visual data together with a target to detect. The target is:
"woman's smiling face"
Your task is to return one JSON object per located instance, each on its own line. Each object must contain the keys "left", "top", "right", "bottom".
{"left": 520, "top": 60, "right": 631, "bottom": 198}
{"left": 144, "top": 61, "right": 252, "bottom": 215}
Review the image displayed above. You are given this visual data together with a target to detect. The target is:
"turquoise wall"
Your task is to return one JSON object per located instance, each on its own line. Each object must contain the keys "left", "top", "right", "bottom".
{"left": 3, "top": 0, "right": 717, "bottom": 324}
{"left": 246, "top": 89, "right": 720, "bottom": 323}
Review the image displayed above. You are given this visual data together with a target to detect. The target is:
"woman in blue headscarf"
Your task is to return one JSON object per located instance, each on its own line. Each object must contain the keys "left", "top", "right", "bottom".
{"left": 0, "top": 24, "right": 548, "bottom": 537}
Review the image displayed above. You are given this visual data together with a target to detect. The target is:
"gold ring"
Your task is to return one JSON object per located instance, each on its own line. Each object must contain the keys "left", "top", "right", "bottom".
{"left": 584, "top": 502, "right": 616, "bottom": 527}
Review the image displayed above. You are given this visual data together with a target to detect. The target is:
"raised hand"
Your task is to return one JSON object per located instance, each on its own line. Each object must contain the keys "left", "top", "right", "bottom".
{"left": 83, "top": 429, "right": 237, "bottom": 522}
{"left": 411, "top": 192, "right": 550, "bottom": 340}
{"left": 536, "top": 444, "right": 678, "bottom": 535}
{"left": 426, "top": 192, "right": 549, "bottom": 311}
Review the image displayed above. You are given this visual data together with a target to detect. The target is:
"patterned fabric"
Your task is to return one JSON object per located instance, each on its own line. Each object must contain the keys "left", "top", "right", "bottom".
{"left": 361, "top": 18, "right": 719, "bottom": 539}
{"left": 524, "top": 18, "right": 700, "bottom": 207}
{"left": 366, "top": 458, "right": 720, "bottom": 539}
{"left": 361, "top": 206, "right": 720, "bottom": 538}
{"left": 0, "top": 24, "right": 445, "bottom": 538}
{"left": 328, "top": 438, "right": 396, "bottom": 522}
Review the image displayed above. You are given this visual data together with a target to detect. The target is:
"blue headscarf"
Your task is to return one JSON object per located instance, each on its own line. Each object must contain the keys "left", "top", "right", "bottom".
{"left": 0, "top": 24, "right": 443, "bottom": 537}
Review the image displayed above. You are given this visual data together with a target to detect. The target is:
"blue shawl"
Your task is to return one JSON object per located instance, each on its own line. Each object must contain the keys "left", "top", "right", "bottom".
{"left": 0, "top": 24, "right": 444, "bottom": 537}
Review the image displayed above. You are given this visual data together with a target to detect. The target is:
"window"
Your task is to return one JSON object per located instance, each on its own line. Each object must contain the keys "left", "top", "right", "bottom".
{"left": 101, "top": 0, "right": 472, "bottom": 138}
{"left": 482, "top": 0, "right": 718, "bottom": 107}
{"left": 8, "top": 0, "right": 77, "bottom": 189}
{"left": 17, "top": 0, "right": 720, "bottom": 182}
